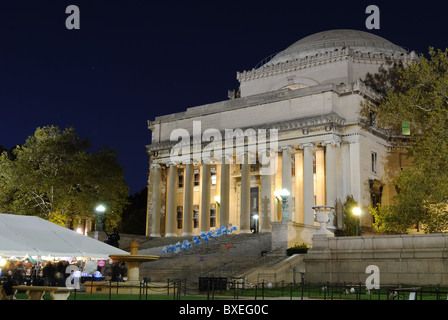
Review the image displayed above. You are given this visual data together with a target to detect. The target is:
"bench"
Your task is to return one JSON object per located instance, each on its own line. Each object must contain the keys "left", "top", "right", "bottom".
{"left": 12, "top": 285, "right": 73, "bottom": 300}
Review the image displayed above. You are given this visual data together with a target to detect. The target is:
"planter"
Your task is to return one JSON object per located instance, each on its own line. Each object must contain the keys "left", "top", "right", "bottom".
{"left": 313, "top": 206, "right": 334, "bottom": 236}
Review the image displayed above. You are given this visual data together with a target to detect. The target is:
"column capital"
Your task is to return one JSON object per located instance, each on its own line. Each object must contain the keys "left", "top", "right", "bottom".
{"left": 258, "top": 148, "right": 274, "bottom": 155}
{"left": 202, "top": 156, "right": 215, "bottom": 165}
{"left": 150, "top": 163, "right": 161, "bottom": 169}
{"left": 279, "top": 145, "right": 294, "bottom": 152}
{"left": 321, "top": 139, "right": 341, "bottom": 147}
{"left": 237, "top": 151, "right": 256, "bottom": 164}
{"left": 218, "top": 153, "right": 233, "bottom": 163}
{"left": 183, "top": 159, "right": 194, "bottom": 165}
{"left": 299, "top": 142, "right": 315, "bottom": 150}
{"left": 165, "top": 161, "right": 178, "bottom": 167}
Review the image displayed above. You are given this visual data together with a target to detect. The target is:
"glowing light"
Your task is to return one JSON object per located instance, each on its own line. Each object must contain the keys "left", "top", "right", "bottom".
{"left": 353, "top": 207, "right": 361, "bottom": 216}
{"left": 274, "top": 189, "right": 290, "bottom": 200}
{"left": 95, "top": 205, "right": 106, "bottom": 213}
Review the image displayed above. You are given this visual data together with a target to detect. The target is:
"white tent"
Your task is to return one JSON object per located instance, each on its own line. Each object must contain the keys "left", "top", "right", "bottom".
{"left": 0, "top": 213, "right": 129, "bottom": 260}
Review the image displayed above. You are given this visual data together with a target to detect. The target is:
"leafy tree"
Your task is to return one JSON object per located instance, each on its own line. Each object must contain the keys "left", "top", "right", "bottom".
{"left": 363, "top": 48, "right": 448, "bottom": 233}
{"left": 0, "top": 126, "right": 129, "bottom": 230}
{"left": 119, "top": 187, "right": 148, "bottom": 235}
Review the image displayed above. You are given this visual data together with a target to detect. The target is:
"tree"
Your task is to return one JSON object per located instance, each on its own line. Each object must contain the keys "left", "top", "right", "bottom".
{"left": 119, "top": 187, "right": 148, "bottom": 235}
{"left": 0, "top": 126, "right": 129, "bottom": 230}
{"left": 363, "top": 48, "right": 448, "bottom": 233}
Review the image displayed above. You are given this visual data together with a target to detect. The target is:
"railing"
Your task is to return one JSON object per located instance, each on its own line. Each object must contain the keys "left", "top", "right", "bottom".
{"left": 41, "top": 278, "right": 448, "bottom": 300}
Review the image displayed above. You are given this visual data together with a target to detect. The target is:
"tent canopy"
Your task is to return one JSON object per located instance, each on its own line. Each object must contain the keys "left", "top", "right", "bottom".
{"left": 0, "top": 213, "right": 129, "bottom": 260}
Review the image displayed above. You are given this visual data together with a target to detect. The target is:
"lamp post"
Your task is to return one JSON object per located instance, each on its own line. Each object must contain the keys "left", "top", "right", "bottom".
{"left": 94, "top": 204, "right": 106, "bottom": 240}
{"left": 353, "top": 207, "right": 361, "bottom": 236}
{"left": 253, "top": 214, "right": 259, "bottom": 234}
{"left": 274, "top": 189, "right": 290, "bottom": 221}
{"left": 214, "top": 195, "right": 220, "bottom": 207}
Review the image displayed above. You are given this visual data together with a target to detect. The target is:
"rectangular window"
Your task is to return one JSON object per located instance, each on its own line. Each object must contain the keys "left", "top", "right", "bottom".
{"left": 178, "top": 169, "right": 184, "bottom": 188}
{"left": 371, "top": 152, "right": 378, "bottom": 174}
{"left": 194, "top": 169, "right": 200, "bottom": 186}
{"left": 211, "top": 166, "right": 217, "bottom": 185}
{"left": 177, "top": 206, "right": 183, "bottom": 229}
{"left": 210, "top": 206, "right": 216, "bottom": 228}
{"left": 193, "top": 205, "right": 199, "bottom": 228}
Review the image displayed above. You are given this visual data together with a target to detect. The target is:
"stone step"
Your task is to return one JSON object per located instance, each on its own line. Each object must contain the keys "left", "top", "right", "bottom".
{"left": 139, "top": 233, "right": 273, "bottom": 286}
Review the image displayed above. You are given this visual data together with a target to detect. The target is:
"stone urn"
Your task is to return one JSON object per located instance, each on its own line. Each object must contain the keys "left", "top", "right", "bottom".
{"left": 312, "top": 206, "right": 334, "bottom": 236}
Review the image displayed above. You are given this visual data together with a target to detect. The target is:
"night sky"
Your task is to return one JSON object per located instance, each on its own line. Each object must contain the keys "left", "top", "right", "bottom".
{"left": 0, "top": 0, "right": 446, "bottom": 195}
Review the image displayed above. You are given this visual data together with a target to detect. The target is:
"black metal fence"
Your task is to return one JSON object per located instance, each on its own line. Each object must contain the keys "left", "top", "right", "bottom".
{"left": 68, "top": 278, "right": 448, "bottom": 300}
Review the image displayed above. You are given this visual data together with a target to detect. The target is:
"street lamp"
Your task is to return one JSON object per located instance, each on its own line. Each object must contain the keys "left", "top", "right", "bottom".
{"left": 353, "top": 207, "right": 361, "bottom": 236}
{"left": 274, "top": 189, "right": 290, "bottom": 221}
{"left": 214, "top": 195, "right": 221, "bottom": 207}
{"left": 94, "top": 204, "right": 107, "bottom": 239}
{"left": 253, "top": 214, "right": 259, "bottom": 234}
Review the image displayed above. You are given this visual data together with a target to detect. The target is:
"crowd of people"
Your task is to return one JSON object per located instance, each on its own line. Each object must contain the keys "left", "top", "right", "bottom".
{"left": 0, "top": 259, "right": 128, "bottom": 288}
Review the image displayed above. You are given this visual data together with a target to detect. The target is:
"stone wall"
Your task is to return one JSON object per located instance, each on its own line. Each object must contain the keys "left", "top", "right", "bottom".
{"left": 304, "top": 233, "right": 448, "bottom": 286}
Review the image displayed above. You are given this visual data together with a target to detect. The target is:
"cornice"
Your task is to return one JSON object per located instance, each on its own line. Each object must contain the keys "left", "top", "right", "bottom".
{"left": 146, "top": 112, "right": 346, "bottom": 153}
{"left": 237, "top": 48, "right": 417, "bottom": 82}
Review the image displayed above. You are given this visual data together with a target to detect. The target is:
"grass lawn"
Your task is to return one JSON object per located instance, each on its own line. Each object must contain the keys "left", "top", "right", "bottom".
{"left": 13, "top": 285, "right": 448, "bottom": 300}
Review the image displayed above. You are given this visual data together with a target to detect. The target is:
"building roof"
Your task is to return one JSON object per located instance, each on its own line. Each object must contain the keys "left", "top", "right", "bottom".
{"left": 264, "top": 29, "right": 408, "bottom": 66}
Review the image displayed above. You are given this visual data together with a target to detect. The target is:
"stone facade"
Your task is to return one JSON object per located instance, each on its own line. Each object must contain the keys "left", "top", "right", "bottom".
{"left": 305, "top": 234, "right": 448, "bottom": 286}
{"left": 145, "top": 29, "right": 417, "bottom": 246}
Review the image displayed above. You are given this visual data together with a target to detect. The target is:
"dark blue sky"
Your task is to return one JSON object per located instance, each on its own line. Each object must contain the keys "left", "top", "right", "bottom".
{"left": 0, "top": 0, "right": 446, "bottom": 194}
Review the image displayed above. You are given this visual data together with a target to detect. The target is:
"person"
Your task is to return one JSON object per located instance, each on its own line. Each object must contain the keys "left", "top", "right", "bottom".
{"left": 43, "top": 262, "right": 56, "bottom": 286}
{"left": 111, "top": 262, "right": 121, "bottom": 282}
{"left": 3, "top": 269, "right": 15, "bottom": 300}
{"left": 120, "top": 262, "right": 127, "bottom": 281}
{"left": 55, "top": 261, "right": 68, "bottom": 287}
{"left": 12, "top": 262, "right": 25, "bottom": 285}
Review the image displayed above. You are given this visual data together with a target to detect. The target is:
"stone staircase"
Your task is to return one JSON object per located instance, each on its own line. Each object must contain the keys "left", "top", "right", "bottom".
{"left": 137, "top": 233, "right": 275, "bottom": 287}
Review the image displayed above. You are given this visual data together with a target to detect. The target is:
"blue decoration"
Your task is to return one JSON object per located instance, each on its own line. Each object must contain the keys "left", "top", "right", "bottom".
{"left": 161, "top": 225, "right": 237, "bottom": 254}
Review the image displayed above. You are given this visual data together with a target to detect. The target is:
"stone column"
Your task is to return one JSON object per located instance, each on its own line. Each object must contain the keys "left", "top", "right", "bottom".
{"left": 150, "top": 163, "right": 161, "bottom": 237}
{"left": 300, "top": 143, "right": 315, "bottom": 226}
{"left": 323, "top": 140, "right": 340, "bottom": 229}
{"left": 294, "top": 152, "right": 304, "bottom": 223}
{"left": 315, "top": 147, "right": 326, "bottom": 205}
{"left": 260, "top": 149, "right": 272, "bottom": 233}
{"left": 182, "top": 161, "right": 194, "bottom": 236}
{"left": 349, "top": 138, "right": 361, "bottom": 203}
{"left": 261, "top": 173, "right": 272, "bottom": 233}
{"left": 240, "top": 153, "right": 251, "bottom": 233}
{"left": 219, "top": 156, "right": 230, "bottom": 228}
{"left": 165, "top": 162, "right": 178, "bottom": 237}
{"left": 281, "top": 146, "right": 293, "bottom": 222}
{"left": 200, "top": 161, "right": 211, "bottom": 233}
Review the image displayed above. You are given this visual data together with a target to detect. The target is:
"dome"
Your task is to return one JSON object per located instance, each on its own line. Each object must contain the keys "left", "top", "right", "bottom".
{"left": 264, "top": 29, "right": 408, "bottom": 66}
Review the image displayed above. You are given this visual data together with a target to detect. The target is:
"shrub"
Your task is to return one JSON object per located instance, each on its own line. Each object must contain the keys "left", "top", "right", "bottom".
{"left": 286, "top": 243, "right": 309, "bottom": 255}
